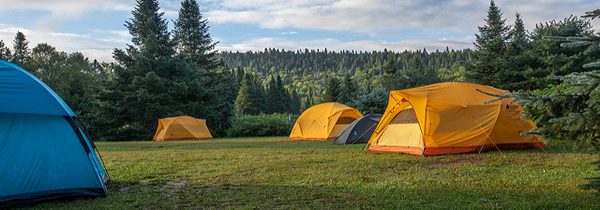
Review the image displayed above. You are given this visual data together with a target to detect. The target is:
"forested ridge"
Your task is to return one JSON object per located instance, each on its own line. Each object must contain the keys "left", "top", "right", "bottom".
{"left": 219, "top": 48, "right": 472, "bottom": 106}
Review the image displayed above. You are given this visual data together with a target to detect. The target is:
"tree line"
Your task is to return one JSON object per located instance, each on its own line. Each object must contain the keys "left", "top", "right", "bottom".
{"left": 221, "top": 46, "right": 472, "bottom": 114}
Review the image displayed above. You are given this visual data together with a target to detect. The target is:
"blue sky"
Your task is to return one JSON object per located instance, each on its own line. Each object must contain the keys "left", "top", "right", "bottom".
{"left": 0, "top": 0, "right": 598, "bottom": 61}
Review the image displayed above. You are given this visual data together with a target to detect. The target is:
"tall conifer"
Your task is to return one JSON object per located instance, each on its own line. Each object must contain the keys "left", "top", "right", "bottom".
{"left": 174, "top": 0, "right": 218, "bottom": 69}
{"left": 0, "top": 40, "right": 10, "bottom": 60}
{"left": 12, "top": 32, "right": 30, "bottom": 66}
{"left": 323, "top": 77, "right": 341, "bottom": 102}
{"left": 467, "top": 0, "right": 510, "bottom": 86}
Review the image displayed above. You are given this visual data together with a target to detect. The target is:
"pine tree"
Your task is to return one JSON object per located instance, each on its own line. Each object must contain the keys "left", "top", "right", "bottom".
{"left": 12, "top": 31, "right": 30, "bottom": 66}
{"left": 305, "top": 86, "right": 315, "bottom": 108}
{"left": 507, "top": 13, "right": 529, "bottom": 55}
{"left": 91, "top": 59, "right": 103, "bottom": 74}
{"left": 125, "top": 0, "right": 174, "bottom": 61}
{"left": 264, "top": 74, "right": 286, "bottom": 113}
{"left": 323, "top": 77, "right": 341, "bottom": 102}
{"left": 234, "top": 73, "right": 264, "bottom": 115}
{"left": 252, "top": 74, "right": 267, "bottom": 113}
{"left": 467, "top": 0, "right": 510, "bottom": 86}
{"left": 265, "top": 75, "right": 278, "bottom": 113}
{"left": 338, "top": 74, "right": 358, "bottom": 104}
{"left": 0, "top": 40, "right": 10, "bottom": 60}
{"left": 173, "top": 0, "right": 218, "bottom": 69}
{"left": 289, "top": 88, "right": 301, "bottom": 114}
{"left": 234, "top": 74, "right": 253, "bottom": 115}
{"left": 235, "top": 66, "right": 244, "bottom": 85}
{"left": 500, "top": 13, "right": 531, "bottom": 90}
{"left": 514, "top": 16, "right": 594, "bottom": 90}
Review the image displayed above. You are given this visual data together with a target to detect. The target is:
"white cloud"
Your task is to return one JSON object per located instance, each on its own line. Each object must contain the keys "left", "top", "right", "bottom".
{"left": 0, "top": 0, "right": 130, "bottom": 17}
{"left": 0, "top": 24, "right": 130, "bottom": 62}
{"left": 217, "top": 37, "right": 471, "bottom": 52}
{"left": 280, "top": 31, "right": 298, "bottom": 35}
{"left": 207, "top": 0, "right": 600, "bottom": 33}
{"left": 0, "top": 0, "right": 132, "bottom": 32}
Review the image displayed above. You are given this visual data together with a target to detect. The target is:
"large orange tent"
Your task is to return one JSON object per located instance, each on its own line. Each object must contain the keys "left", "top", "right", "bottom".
{"left": 153, "top": 116, "right": 212, "bottom": 141}
{"left": 367, "top": 82, "right": 544, "bottom": 156}
{"left": 290, "top": 102, "right": 363, "bottom": 140}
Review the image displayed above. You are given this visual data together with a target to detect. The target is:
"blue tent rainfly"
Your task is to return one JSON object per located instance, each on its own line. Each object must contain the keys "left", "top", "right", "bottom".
{"left": 0, "top": 60, "right": 108, "bottom": 208}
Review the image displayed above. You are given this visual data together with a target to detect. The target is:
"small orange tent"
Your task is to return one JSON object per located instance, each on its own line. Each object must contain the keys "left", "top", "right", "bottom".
{"left": 368, "top": 82, "right": 544, "bottom": 156}
{"left": 153, "top": 116, "right": 212, "bottom": 141}
{"left": 290, "top": 102, "right": 362, "bottom": 140}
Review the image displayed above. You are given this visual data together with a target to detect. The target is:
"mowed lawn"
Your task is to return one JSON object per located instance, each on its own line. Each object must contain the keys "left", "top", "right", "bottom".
{"left": 33, "top": 137, "right": 598, "bottom": 209}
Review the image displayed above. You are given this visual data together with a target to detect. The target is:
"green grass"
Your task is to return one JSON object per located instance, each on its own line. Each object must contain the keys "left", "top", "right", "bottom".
{"left": 32, "top": 137, "right": 599, "bottom": 209}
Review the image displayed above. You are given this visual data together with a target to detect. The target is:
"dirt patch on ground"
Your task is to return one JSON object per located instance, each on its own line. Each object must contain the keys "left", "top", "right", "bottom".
{"left": 425, "top": 158, "right": 484, "bottom": 169}
{"left": 165, "top": 180, "right": 190, "bottom": 190}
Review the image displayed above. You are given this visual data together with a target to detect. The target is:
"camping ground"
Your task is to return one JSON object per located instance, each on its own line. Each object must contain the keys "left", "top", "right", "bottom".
{"left": 33, "top": 137, "right": 599, "bottom": 209}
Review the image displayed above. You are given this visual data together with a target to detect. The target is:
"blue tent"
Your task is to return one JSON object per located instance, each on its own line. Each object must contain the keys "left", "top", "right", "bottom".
{"left": 0, "top": 60, "right": 108, "bottom": 207}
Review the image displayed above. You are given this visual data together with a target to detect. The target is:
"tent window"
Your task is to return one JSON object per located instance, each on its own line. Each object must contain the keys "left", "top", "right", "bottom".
{"left": 336, "top": 117, "right": 356, "bottom": 124}
{"left": 390, "top": 109, "right": 418, "bottom": 124}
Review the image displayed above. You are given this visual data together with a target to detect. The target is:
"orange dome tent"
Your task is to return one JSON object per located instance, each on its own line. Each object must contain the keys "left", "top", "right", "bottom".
{"left": 367, "top": 82, "right": 544, "bottom": 156}
{"left": 153, "top": 116, "right": 212, "bottom": 141}
{"left": 290, "top": 102, "right": 363, "bottom": 140}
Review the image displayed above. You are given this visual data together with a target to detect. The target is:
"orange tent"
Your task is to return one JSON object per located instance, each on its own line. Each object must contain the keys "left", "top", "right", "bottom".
{"left": 368, "top": 82, "right": 544, "bottom": 156}
{"left": 290, "top": 102, "right": 362, "bottom": 140}
{"left": 153, "top": 116, "right": 212, "bottom": 141}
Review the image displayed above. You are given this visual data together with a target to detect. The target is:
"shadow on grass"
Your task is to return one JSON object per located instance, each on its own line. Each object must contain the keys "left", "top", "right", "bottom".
{"left": 30, "top": 178, "right": 599, "bottom": 209}
{"left": 98, "top": 137, "right": 598, "bottom": 156}
{"left": 98, "top": 140, "right": 350, "bottom": 152}
{"left": 580, "top": 160, "right": 600, "bottom": 193}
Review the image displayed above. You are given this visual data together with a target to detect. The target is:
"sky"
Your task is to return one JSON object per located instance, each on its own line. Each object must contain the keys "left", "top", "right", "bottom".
{"left": 0, "top": 0, "right": 598, "bottom": 62}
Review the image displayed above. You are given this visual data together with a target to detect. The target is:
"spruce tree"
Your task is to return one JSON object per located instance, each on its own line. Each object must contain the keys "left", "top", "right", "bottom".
{"left": 0, "top": 40, "right": 10, "bottom": 60}
{"left": 173, "top": 0, "right": 218, "bottom": 69}
{"left": 12, "top": 31, "right": 30, "bottom": 66}
{"left": 234, "top": 74, "right": 253, "bottom": 115}
{"left": 125, "top": 0, "right": 174, "bottom": 63}
{"left": 338, "top": 74, "right": 358, "bottom": 104}
{"left": 507, "top": 13, "right": 528, "bottom": 55}
{"left": 234, "top": 73, "right": 264, "bottom": 115}
{"left": 501, "top": 13, "right": 531, "bottom": 90}
{"left": 264, "top": 75, "right": 290, "bottom": 113}
{"left": 516, "top": 16, "right": 593, "bottom": 90}
{"left": 265, "top": 75, "right": 278, "bottom": 113}
{"left": 306, "top": 86, "right": 315, "bottom": 108}
{"left": 382, "top": 59, "right": 399, "bottom": 89}
{"left": 289, "top": 88, "right": 301, "bottom": 114}
{"left": 275, "top": 75, "right": 289, "bottom": 113}
{"left": 252, "top": 74, "right": 267, "bottom": 113}
{"left": 323, "top": 77, "right": 341, "bottom": 102}
{"left": 467, "top": 0, "right": 510, "bottom": 87}
{"left": 235, "top": 66, "right": 245, "bottom": 85}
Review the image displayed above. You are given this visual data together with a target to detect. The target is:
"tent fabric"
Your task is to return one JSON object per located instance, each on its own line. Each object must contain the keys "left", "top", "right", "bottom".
{"left": 0, "top": 61, "right": 107, "bottom": 208}
{"left": 290, "top": 102, "right": 363, "bottom": 140}
{"left": 153, "top": 116, "right": 213, "bottom": 141}
{"left": 367, "top": 82, "right": 544, "bottom": 156}
{"left": 335, "top": 114, "right": 382, "bottom": 144}
{"left": 0, "top": 60, "right": 74, "bottom": 116}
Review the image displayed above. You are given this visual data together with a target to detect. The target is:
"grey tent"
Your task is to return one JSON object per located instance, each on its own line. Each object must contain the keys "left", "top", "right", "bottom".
{"left": 334, "top": 114, "right": 382, "bottom": 144}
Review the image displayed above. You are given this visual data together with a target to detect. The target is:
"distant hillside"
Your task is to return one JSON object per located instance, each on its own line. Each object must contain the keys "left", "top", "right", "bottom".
{"left": 219, "top": 48, "right": 473, "bottom": 105}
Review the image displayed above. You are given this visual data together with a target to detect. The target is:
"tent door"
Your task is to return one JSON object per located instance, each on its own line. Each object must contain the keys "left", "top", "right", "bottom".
{"left": 329, "top": 116, "right": 356, "bottom": 138}
{"left": 377, "top": 108, "right": 423, "bottom": 147}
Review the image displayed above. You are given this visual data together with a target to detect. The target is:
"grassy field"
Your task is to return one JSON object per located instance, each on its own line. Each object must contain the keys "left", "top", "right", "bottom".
{"left": 33, "top": 137, "right": 598, "bottom": 209}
